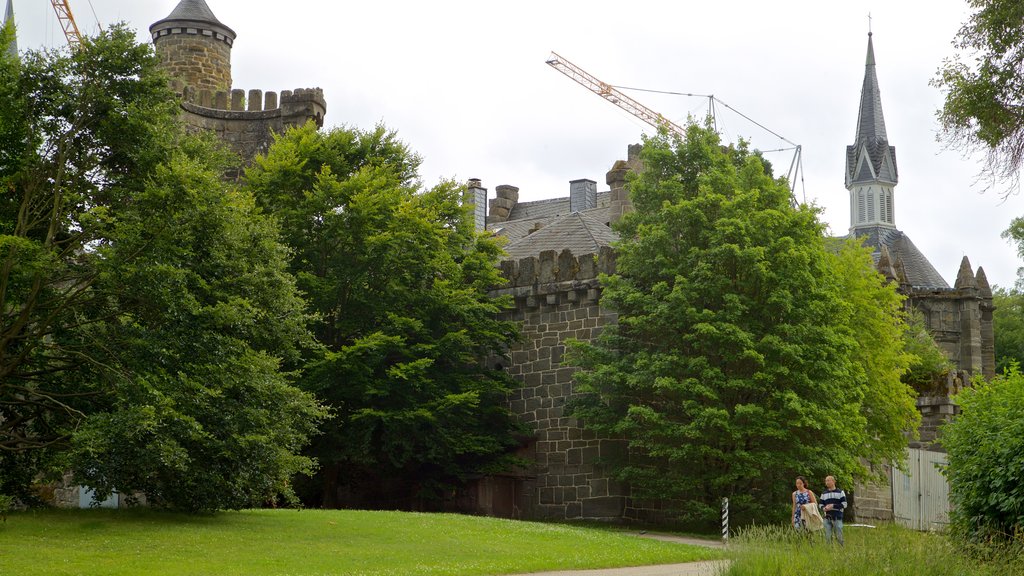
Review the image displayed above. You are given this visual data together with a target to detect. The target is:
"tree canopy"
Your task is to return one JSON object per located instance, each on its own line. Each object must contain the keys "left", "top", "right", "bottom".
{"left": 0, "top": 24, "right": 324, "bottom": 511}
{"left": 934, "top": 0, "right": 1024, "bottom": 191}
{"left": 244, "top": 124, "right": 523, "bottom": 509}
{"left": 567, "top": 124, "right": 919, "bottom": 525}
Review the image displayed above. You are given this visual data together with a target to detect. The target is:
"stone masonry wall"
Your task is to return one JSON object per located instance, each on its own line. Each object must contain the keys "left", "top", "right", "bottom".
{"left": 492, "top": 247, "right": 630, "bottom": 520}
{"left": 154, "top": 33, "right": 232, "bottom": 93}
{"left": 174, "top": 83, "right": 327, "bottom": 171}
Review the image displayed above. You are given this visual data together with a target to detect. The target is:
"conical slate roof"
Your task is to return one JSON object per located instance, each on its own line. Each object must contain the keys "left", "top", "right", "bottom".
{"left": 853, "top": 226, "right": 949, "bottom": 289}
{"left": 3, "top": 0, "right": 16, "bottom": 58}
{"left": 150, "top": 0, "right": 235, "bottom": 40}
{"left": 846, "top": 33, "right": 898, "bottom": 187}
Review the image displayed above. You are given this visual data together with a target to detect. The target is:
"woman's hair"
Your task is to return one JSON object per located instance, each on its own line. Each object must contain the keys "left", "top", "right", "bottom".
{"left": 795, "top": 475, "right": 807, "bottom": 488}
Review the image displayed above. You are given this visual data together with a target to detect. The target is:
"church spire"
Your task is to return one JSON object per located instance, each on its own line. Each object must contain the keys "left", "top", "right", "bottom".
{"left": 846, "top": 31, "right": 898, "bottom": 231}
{"left": 3, "top": 0, "right": 16, "bottom": 58}
{"left": 854, "top": 33, "right": 889, "bottom": 146}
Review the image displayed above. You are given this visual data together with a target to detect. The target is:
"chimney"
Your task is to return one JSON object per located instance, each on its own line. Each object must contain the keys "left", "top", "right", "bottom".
{"left": 569, "top": 179, "right": 597, "bottom": 213}
{"left": 465, "top": 178, "right": 487, "bottom": 232}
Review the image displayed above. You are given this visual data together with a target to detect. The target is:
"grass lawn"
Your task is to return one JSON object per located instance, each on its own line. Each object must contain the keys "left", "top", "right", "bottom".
{"left": 725, "top": 523, "right": 1024, "bottom": 576}
{"left": 0, "top": 508, "right": 721, "bottom": 576}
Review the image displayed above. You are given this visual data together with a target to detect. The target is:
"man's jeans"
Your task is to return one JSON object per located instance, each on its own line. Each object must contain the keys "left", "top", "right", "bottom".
{"left": 824, "top": 516, "right": 844, "bottom": 545}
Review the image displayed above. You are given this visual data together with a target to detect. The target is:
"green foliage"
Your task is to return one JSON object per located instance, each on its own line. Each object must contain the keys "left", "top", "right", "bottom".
{"left": 934, "top": 0, "right": 1024, "bottom": 191}
{"left": 0, "top": 508, "right": 720, "bottom": 575}
{"left": 568, "top": 123, "right": 918, "bottom": 526}
{"left": 0, "top": 25, "right": 324, "bottom": 511}
{"left": 942, "top": 367, "right": 1024, "bottom": 542}
{"left": 0, "top": 493, "right": 11, "bottom": 522}
{"left": 902, "top": 307, "right": 954, "bottom": 393}
{"left": 991, "top": 285, "right": 1024, "bottom": 373}
{"left": 245, "top": 124, "right": 522, "bottom": 507}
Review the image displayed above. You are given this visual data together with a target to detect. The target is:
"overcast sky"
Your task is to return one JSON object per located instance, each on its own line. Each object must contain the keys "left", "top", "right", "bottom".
{"left": 10, "top": 0, "right": 1023, "bottom": 289}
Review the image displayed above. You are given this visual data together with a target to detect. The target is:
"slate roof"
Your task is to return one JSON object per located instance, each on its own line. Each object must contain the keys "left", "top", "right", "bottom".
{"left": 846, "top": 33, "right": 898, "bottom": 186}
{"left": 4, "top": 0, "right": 15, "bottom": 58}
{"left": 851, "top": 226, "right": 950, "bottom": 289}
{"left": 151, "top": 0, "right": 235, "bottom": 37}
{"left": 506, "top": 191, "right": 611, "bottom": 221}
{"left": 501, "top": 211, "right": 617, "bottom": 261}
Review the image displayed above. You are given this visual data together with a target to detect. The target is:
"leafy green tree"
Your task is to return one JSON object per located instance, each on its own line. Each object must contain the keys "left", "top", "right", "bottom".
{"left": 568, "top": 124, "right": 919, "bottom": 525}
{"left": 902, "top": 308, "right": 954, "bottom": 393}
{"left": 934, "top": 0, "right": 1024, "bottom": 191}
{"left": 0, "top": 24, "right": 324, "bottom": 511}
{"left": 244, "top": 124, "right": 522, "bottom": 508}
{"left": 942, "top": 367, "right": 1024, "bottom": 541}
{"left": 991, "top": 286, "right": 1024, "bottom": 374}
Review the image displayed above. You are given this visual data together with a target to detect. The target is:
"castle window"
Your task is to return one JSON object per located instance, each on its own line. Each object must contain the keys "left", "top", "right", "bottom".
{"left": 867, "top": 189, "right": 876, "bottom": 221}
{"left": 858, "top": 191, "right": 866, "bottom": 223}
{"left": 886, "top": 192, "right": 894, "bottom": 224}
{"left": 880, "top": 190, "right": 888, "bottom": 222}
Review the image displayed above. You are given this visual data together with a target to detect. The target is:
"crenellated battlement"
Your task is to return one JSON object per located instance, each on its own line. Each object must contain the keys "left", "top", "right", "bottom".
{"left": 153, "top": 1, "right": 327, "bottom": 175}
{"left": 169, "top": 77, "right": 326, "bottom": 172}
{"left": 492, "top": 247, "right": 615, "bottom": 310}
{"left": 173, "top": 81, "right": 326, "bottom": 118}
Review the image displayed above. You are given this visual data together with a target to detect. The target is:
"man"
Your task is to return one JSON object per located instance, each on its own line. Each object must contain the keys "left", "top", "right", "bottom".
{"left": 820, "top": 475, "right": 847, "bottom": 545}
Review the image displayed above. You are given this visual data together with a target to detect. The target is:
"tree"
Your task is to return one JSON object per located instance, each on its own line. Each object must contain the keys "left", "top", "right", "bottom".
{"left": 244, "top": 123, "right": 522, "bottom": 509}
{"left": 992, "top": 285, "right": 1024, "bottom": 374}
{"left": 942, "top": 367, "right": 1024, "bottom": 541}
{"left": 0, "top": 24, "right": 325, "bottom": 511}
{"left": 568, "top": 124, "right": 919, "bottom": 525}
{"left": 901, "top": 308, "right": 954, "bottom": 393}
{"left": 934, "top": 0, "right": 1024, "bottom": 192}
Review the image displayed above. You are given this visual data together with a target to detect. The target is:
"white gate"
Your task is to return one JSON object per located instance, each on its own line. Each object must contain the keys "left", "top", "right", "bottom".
{"left": 892, "top": 448, "right": 949, "bottom": 531}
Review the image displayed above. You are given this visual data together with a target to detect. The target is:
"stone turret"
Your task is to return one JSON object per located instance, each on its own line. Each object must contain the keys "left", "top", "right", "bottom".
{"left": 150, "top": 0, "right": 236, "bottom": 93}
{"left": 151, "top": 1, "right": 327, "bottom": 171}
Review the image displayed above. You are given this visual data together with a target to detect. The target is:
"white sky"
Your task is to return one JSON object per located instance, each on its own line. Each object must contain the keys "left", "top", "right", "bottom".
{"left": 10, "top": 0, "right": 1023, "bottom": 289}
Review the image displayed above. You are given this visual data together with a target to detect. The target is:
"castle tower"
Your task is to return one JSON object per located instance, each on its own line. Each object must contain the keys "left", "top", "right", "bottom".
{"left": 3, "top": 0, "right": 16, "bottom": 58}
{"left": 150, "top": 0, "right": 235, "bottom": 93}
{"left": 846, "top": 32, "right": 898, "bottom": 232}
{"left": 148, "top": 1, "right": 326, "bottom": 172}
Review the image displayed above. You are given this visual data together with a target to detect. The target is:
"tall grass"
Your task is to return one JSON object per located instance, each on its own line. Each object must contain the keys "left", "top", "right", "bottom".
{"left": 724, "top": 523, "right": 1024, "bottom": 576}
{"left": 0, "top": 508, "right": 721, "bottom": 576}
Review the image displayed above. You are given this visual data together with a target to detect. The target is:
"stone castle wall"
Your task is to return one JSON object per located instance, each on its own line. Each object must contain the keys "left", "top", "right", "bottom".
{"left": 174, "top": 82, "right": 326, "bottom": 168}
{"left": 492, "top": 247, "right": 632, "bottom": 520}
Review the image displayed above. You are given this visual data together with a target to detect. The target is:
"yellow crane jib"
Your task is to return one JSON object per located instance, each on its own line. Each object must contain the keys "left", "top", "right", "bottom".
{"left": 545, "top": 51, "right": 687, "bottom": 137}
{"left": 50, "top": 0, "right": 82, "bottom": 48}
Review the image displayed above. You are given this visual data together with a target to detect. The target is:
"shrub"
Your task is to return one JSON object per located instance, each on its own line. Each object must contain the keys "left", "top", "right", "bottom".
{"left": 942, "top": 367, "right": 1024, "bottom": 542}
{"left": 0, "top": 494, "right": 12, "bottom": 523}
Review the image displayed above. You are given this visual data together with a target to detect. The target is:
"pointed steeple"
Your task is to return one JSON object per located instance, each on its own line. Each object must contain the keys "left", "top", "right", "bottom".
{"left": 3, "top": 0, "right": 16, "bottom": 58}
{"left": 846, "top": 31, "right": 899, "bottom": 231}
{"left": 855, "top": 33, "right": 889, "bottom": 145}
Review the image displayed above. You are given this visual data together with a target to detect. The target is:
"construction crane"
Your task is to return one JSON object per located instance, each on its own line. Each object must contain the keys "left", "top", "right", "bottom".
{"left": 545, "top": 51, "right": 805, "bottom": 201}
{"left": 50, "top": 0, "right": 83, "bottom": 48}
{"left": 546, "top": 51, "right": 687, "bottom": 137}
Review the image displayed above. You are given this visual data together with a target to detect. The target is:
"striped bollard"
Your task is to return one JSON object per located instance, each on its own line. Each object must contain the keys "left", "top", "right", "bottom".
{"left": 721, "top": 497, "right": 729, "bottom": 543}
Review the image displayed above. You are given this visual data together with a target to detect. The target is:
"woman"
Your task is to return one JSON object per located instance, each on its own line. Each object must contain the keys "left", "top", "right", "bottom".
{"left": 791, "top": 476, "right": 817, "bottom": 529}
